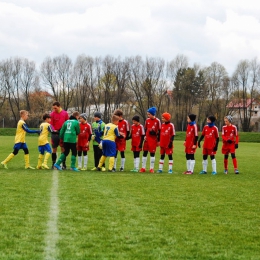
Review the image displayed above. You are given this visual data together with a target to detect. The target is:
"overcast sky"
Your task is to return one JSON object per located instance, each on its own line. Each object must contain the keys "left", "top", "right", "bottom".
{"left": 1, "top": 0, "right": 260, "bottom": 74}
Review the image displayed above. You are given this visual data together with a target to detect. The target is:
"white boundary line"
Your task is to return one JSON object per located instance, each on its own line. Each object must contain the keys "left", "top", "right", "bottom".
{"left": 44, "top": 170, "right": 59, "bottom": 260}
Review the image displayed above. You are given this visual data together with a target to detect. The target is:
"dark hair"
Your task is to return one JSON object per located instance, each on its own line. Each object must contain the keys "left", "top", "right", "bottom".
{"left": 112, "top": 115, "right": 120, "bottom": 123}
{"left": 43, "top": 113, "right": 51, "bottom": 120}
{"left": 52, "top": 101, "right": 60, "bottom": 107}
{"left": 114, "top": 109, "right": 123, "bottom": 117}
{"left": 73, "top": 111, "right": 80, "bottom": 117}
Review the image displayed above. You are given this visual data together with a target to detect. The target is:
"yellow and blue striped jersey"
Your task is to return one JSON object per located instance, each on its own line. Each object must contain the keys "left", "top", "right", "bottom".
{"left": 103, "top": 123, "right": 120, "bottom": 142}
{"left": 14, "top": 120, "right": 27, "bottom": 143}
{"left": 14, "top": 119, "right": 40, "bottom": 144}
{"left": 38, "top": 122, "right": 54, "bottom": 146}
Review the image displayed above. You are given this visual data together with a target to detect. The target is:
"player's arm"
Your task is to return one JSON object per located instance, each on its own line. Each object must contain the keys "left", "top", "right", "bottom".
{"left": 235, "top": 127, "right": 239, "bottom": 148}
{"left": 214, "top": 137, "right": 219, "bottom": 151}
{"left": 114, "top": 127, "right": 121, "bottom": 137}
{"left": 76, "top": 123, "right": 80, "bottom": 135}
{"left": 59, "top": 123, "right": 66, "bottom": 139}
{"left": 48, "top": 125, "right": 56, "bottom": 133}
{"left": 126, "top": 130, "right": 130, "bottom": 140}
{"left": 193, "top": 125, "right": 198, "bottom": 147}
{"left": 88, "top": 127, "right": 92, "bottom": 142}
{"left": 22, "top": 123, "right": 40, "bottom": 134}
{"left": 157, "top": 130, "right": 160, "bottom": 142}
{"left": 198, "top": 135, "right": 204, "bottom": 148}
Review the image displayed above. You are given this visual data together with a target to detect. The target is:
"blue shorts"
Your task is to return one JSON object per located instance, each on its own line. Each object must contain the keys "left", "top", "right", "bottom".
{"left": 38, "top": 144, "right": 52, "bottom": 155}
{"left": 102, "top": 140, "right": 116, "bottom": 157}
{"left": 14, "top": 143, "right": 28, "bottom": 150}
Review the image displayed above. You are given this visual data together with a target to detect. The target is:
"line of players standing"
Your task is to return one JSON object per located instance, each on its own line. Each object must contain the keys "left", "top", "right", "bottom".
{"left": 83, "top": 106, "right": 239, "bottom": 175}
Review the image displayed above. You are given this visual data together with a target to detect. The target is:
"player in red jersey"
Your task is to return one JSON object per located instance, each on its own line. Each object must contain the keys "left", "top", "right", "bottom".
{"left": 139, "top": 107, "right": 161, "bottom": 173}
{"left": 183, "top": 114, "right": 198, "bottom": 174}
{"left": 113, "top": 109, "right": 130, "bottom": 171}
{"left": 157, "top": 113, "right": 175, "bottom": 174}
{"left": 221, "top": 115, "right": 239, "bottom": 174}
{"left": 198, "top": 116, "right": 219, "bottom": 175}
{"left": 128, "top": 115, "right": 145, "bottom": 172}
{"left": 77, "top": 114, "right": 92, "bottom": 170}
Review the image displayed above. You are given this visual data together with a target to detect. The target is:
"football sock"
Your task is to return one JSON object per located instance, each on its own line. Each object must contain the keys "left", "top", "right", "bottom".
{"left": 71, "top": 155, "right": 76, "bottom": 168}
{"left": 169, "top": 160, "right": 173, "bottom": 170}
{"left": 37, "top": 154, "right": 44, "bottom": 168}
{"left": 98, "top": 156, "right": 106, "bottom": 168}
{"left": 109, "top": 157, "right": 115, "bottom": 171}
{"left": 211, "top": 159, "right": 216, "bottom": 172}
{"left": 190, "top": 160, "right": 195, "bottom": 172}
{"left": 121, "top": 158, "right": 125, "bottom": 169}
{"left": 2, "top": 153, "right": 14, "bottom": 164}
{"left": 150, "top": 156, "right": 155, "bottom": 170}
{"left": 232, "top": 158, "right": 238, "bottom": 169}
{"left": 135, "top": 157, "right": 140, "bottom": 169}
{"left": 224, "top": 159, "right": 228, "bottom": 169}
{"left": 84, "top": 155, "right": 88, "bottom": 168}
{"left": 142, "top": 156, "right": 147, "bottom": 169}
{"left": 78, "top": 156, "right": 82, "bottom": 168}
{"left": 159, "top": 159, "right": 164, "bottom": 170}
{"left": 114, "top": 158, "right": 117, "bottom": 169}
{"left": 202, "top": 160, "right": 208, "bottom": 172}
{"left": 43, "top": 152, "right": 51, "bottom": 165}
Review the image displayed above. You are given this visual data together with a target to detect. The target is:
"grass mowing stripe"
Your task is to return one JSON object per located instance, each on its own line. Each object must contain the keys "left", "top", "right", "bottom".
{"left": 44, "top": 170, "right": 59, "bottom": 260}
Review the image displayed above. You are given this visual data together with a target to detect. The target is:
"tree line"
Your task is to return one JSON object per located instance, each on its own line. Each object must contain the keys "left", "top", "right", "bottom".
{"left": 0, "top": 54, "right": 259, "bottom": 131}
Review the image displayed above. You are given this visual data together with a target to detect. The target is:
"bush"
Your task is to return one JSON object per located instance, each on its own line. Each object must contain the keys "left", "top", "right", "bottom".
{"left": 0, "top": 129, "right": 259, "bottom": 142}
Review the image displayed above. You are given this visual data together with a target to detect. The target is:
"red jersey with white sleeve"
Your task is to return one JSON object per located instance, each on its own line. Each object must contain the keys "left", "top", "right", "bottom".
{"left": 117, "top": 119, "right": 130, "bottom": 137}
{"left": 222, "top": 125, "right": 239, "bottom": 145}
{"left": 77, "top": 123, "right": 92, "bottom": 148}
{"left": 185, "top": 123, "right": 198, "bottom": 154}
{"left": 115, "top": 119, "right": 130, "bottom": 151}
{"left": 160, "top": 122, "right": 175, "bottom": 148}
{"left": 145, "top": 117, "right": 161, "bottom": 140}
{"left": 131, "top": 123, "right": 145, "bottom": 147}
{"left": 202, "top": 125, "right": 219, "bottom": 149}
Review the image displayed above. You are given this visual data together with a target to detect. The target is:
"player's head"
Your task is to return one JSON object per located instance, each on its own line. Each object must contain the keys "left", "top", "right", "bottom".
{"left": 79, "top": 113, "right": 87, "bottom": 123}
{"left": 224, "top": 115, "right": 232, "bottom": 125}
{"left": 114, "top": 109, "right": 123, "bottom": 119}
{"left": 132, "top": 115, "right": 140, "bottom": 125}
{"left": 43, "top": 113, "right": 51, "bottom": 122}
{"left": 72, "top": 111, "right": 80, "bottom": 119}
{"left": 187, "top": 114, "right": 196, "bottom": 123}
{"left": 112, "top": 114, "right": 120, "bottom": 125}
{"left": 20, "top": 110, "right": 29, "bottom": 120}
{"left": 147, "top": 107, "right": 156, "bottom": 118}
{"left": 207, "top": 115, "right": 216, "bottom": 124}
{"left": 162, "top": 112, "right": 171, "bottom": 122}
{"left": 94, "top": 111, "right": 102, "bottom": 121}
{"left": 52, "top": 101, "right": 61, "bottom": 112}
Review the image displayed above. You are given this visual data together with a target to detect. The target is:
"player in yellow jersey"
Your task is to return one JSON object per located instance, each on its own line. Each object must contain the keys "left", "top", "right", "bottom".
{"left": 36, "top": 114, "right": 56, "bottom": 169}
{"left": 97, "top": 115, "right": 125, "bottom": 172}
{"left": 1, "top": 110, "right": 40, "bottom": 169}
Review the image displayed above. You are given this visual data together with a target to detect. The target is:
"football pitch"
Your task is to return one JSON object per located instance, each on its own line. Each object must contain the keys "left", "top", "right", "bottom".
{"left": 0, "top": 136, "right": 259, "bottom": 259}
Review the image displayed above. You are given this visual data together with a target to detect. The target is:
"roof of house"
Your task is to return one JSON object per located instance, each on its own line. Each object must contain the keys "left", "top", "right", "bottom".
{"left": 227, "top": 98, "right": 258, "bottom": 108}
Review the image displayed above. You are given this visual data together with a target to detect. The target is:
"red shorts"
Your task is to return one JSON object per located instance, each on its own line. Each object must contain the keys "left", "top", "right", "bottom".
{"left": 185, "top": 147, "right": 196, "bottom": 154}
{"left": 77, "top": 145, "right": 89, "bottom": 152}
{"left": 116, "top": 139, "right": 126, "bottom": 151}
{"left": 131, "top": 145, "right": 142, "bottom": 152}
{"left": 222, "top": 144, "right": 235, "bottom": 154}
{"left": 160, "top": 147, "right": 173, "bottom": 155}
{"left": 143, "top": 139, "right": 157, "bottom": 153}
{"left": 203, "top": 148, "right": 216, "bottom": 155}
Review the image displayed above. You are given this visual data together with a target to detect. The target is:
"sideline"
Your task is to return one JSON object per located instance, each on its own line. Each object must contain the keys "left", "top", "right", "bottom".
{"left": 44, "top": 170, "right": 59, "bottom": 260}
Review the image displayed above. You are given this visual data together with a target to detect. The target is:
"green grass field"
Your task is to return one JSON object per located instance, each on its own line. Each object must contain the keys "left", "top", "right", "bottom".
{"left": 0, "top": 136, "right": 260, "bottom": 259}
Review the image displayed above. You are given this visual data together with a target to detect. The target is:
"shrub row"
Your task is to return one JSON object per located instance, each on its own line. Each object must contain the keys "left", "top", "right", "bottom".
{"left": 0, "top": 128, "right": 259, "bottom": 142}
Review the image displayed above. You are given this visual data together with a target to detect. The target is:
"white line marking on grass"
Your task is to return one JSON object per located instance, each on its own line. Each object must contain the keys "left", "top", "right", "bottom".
{"left": 44, "top": 170, "right": 59, "bottom": 260}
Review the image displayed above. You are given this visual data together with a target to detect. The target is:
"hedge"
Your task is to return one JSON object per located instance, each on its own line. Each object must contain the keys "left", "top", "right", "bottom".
{"left": 0, "top": 128, "right": 259, "bottom": 142}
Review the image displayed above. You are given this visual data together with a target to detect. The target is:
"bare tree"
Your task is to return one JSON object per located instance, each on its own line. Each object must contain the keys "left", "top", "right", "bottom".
{"left": 41, "top": 54, "right": 74, "bottom": 110}
{"left": 231, "top": 58, "right": 260, "bottom": 131}
{"left": 20, "top": 58, "right": 38, "bottom": 111}
{"left": 127, "top": 56, "right": 167, "bottom": 122}
{"left": 73, "top": 54, "right": 93, "bottom": 113}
